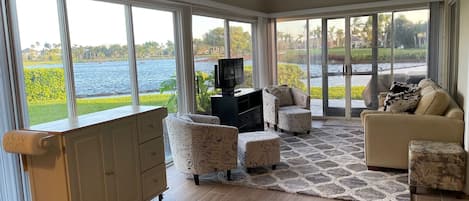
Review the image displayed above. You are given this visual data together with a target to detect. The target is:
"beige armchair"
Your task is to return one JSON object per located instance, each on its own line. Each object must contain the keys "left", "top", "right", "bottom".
{"left": 263, "top": 85, "right": 311, "bottom": 133}
{"left": 166, "top": 114, "right": 238, "bottom": 185}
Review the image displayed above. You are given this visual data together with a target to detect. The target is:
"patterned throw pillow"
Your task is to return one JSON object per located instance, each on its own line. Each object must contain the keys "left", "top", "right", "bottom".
{"left": 384, "top": 87, "right": 421, "bottom": 113}
{"left": 389, "top": 81, "right": 417, "bottom": 93}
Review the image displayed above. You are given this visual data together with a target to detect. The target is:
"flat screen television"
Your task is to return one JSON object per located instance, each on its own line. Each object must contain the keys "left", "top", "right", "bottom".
{"left": 214, "top": 58, "right": 244, "bottom": 96}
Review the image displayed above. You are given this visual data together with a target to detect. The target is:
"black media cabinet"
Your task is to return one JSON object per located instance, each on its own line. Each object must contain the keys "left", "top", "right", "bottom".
{"left": 211, "top": 88, "right": 264, "bottom": 132}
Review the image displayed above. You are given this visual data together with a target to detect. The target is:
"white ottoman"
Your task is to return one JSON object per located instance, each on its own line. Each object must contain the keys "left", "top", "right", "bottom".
{"left": 278, "top": 107, "right": 311, "bottom": 133}
{"left": 238, "top": 131, "right": 280, "bottom": 171}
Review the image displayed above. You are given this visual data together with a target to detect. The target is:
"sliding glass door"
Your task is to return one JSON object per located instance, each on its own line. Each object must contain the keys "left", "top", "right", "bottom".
{"left": 323, "top": 15, "right": 378, "bottom": 117}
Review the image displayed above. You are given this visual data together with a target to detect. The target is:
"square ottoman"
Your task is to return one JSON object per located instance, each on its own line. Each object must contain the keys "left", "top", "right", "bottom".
{"left": 409, "top": 140, "right": 465, "bottom": 193}
{"left": 238, "top": 131, "right": 280, "bottom": 171}
{"left": 278, "top": 107, "right": 311, "bottom": 134}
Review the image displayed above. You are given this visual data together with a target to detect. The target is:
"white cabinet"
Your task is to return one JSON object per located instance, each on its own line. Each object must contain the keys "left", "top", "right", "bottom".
{"left": 25, "top": 106, "right": 167, "bottom": 201}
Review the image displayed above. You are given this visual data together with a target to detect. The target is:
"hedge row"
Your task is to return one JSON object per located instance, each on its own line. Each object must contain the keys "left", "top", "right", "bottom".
{"left": 24, "top": 68, "right": 66, "bottom": 103}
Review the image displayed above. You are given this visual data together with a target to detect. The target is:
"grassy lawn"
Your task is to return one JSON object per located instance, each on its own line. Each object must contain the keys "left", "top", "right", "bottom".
{"left": 28, "top": 86, "right": 367, "bottom": 126}
{"left": 28, "top": 94, "right": 172, "bottom": 126}
{"left": 310, "top": 86, "right": 366, "bottom": 100}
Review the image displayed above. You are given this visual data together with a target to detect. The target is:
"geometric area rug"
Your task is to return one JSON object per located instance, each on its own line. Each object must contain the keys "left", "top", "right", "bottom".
{"left": 200, "top": 126, "right": 410, "bottom": 201}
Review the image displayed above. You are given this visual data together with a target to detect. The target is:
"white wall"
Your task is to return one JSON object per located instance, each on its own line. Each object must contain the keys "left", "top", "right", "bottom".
{"left": 458, "top": 0, "right": 469, "bottom": 194}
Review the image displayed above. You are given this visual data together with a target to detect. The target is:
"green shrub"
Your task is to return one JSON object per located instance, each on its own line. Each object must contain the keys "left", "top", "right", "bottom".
{"left": 277, "top": 63, "right": 307, "bottom": 91}
{"left": 24, "top": 68, "right": 66, "bottom": 103}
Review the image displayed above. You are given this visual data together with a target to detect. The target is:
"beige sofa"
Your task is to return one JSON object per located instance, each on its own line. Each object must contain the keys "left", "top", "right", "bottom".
{"left": 361, "top": 79, "right": 464, "bottom": 170}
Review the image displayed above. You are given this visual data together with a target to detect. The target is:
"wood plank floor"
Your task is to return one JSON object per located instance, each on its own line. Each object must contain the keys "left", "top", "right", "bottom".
{"left": 163, "top": 165, "right": 334, "bottom": 201}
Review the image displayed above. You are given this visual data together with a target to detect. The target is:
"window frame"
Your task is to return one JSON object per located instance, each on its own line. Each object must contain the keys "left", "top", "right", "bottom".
{"left": 10, "top": 0, "right": 185, "bottom": 127}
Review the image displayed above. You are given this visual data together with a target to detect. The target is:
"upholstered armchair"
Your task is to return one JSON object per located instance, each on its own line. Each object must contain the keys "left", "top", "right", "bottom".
{"left": 263, "top": 85, "right": 311, "bottom": 133}
{"left": 165, "top": 114, "right": 238, "bottom": 185}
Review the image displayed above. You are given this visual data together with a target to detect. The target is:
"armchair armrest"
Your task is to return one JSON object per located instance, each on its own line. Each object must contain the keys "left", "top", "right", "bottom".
{"left": 291, "top": 88, "right": 310, "bottom": 109}
{"left": 186, "top": 114, "right": 220, "bottom": 124}
{"left": 263, "top": 90, "right": 279, "bottom": 124}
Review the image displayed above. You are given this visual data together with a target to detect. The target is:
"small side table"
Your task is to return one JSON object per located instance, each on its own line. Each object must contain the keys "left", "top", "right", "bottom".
{"left": 409, "top": 140, "right": 465, "bottom": 196}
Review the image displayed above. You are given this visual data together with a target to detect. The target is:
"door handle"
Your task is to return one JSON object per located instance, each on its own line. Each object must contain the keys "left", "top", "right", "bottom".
{"left": 342, "top": 64, "right": 346, "bottom": 76}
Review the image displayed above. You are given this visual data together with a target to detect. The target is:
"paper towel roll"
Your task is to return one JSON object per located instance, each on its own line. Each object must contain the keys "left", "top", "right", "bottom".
{"left": 2, "top": 130, "right": 52, "bottom": 155}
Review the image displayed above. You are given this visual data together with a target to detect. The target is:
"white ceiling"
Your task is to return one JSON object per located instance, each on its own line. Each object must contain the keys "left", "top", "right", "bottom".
{"left": 210, "top": 0, "right": 391, "bottom": 13}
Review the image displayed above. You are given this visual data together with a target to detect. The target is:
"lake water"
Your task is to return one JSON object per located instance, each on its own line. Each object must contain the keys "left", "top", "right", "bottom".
{"left": 27, "top": 59, "right": 425, "bottom": 97}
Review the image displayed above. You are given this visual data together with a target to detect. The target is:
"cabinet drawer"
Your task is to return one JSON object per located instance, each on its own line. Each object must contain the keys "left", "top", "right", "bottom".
{"left": 137, "top": 110, "right": 164, "bottom": 143}
{"left": 139, "top": 137, "right": 164, "bottom": 172}
{"left": 141, "top": 164, "right": 166, "bottom": 201}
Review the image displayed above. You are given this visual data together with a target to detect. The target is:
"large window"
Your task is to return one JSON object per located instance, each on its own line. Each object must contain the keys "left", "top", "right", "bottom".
{"left": 192, "top": 15, "right": 225, "bottom": 114}
{"left": 67, "top": 0, "right": 131, "bottom": 115}
{"left": 393, "top": 10, "right": 429, "bottom": 80}
{"left": 276, "top": 8, "right": 430, "bottom": 117}
{"left": 276, "top": 20, "right": 308, "bottom": 92}
{"left": 192, "top": 15, "right": 255, "bottom": 114}
{"left": 229, "top": 21, "right": 253, "bottom": 88}
{"left": 15, "top": 0, "right": 67, "bottom": 125}
{"left": 133, "top": 7, "right": 177, "bottom": 113}
{"left": 308, "top": 19, "right": 323, "bottom": 116}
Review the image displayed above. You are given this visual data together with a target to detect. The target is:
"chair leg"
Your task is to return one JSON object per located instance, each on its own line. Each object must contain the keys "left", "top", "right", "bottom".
{"left": 272, "top": 165, "right": 276, "bottom": 170}
{"left": 158, "top": 194, "right": 163, "bottom": 201}
{"left": 410, "top": 186, "right": 417, "bottom": 201}
{"left": 193, "top": 174, "right": 199, "bottom": 185}
{"left": 246, "top": 168, "right": 252, "bottom": 173}
{"left": 227, "top": 170, "right": 231, "bottom": 181}
{"left": 274, "top": 125, "right": 278, "bottom": 131}
{"left": 409, "top": 186, "right": 417, "bottom": 194}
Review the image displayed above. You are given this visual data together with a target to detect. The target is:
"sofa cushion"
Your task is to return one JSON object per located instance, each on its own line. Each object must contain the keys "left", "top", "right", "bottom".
{"left": 414, "top": 89, "right": 450, "bottom": 115}
{"left": 269, "top": 85, "right": 294, "bottom": 106}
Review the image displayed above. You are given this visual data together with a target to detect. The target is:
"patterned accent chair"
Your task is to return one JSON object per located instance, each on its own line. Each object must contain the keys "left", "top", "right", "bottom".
{"left": 166, "top": 114, "right": 238, "bottom": 185}
{"left": 263, "top": 85, "right": 311, "bottom": 134}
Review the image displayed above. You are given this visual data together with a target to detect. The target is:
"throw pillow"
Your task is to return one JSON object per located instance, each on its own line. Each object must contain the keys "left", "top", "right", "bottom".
{"left": 418, "top": 78, "right": 439, "bottom": 89}
{"left": 384, "top": 87, "right": 421, "bottom": 113}
{"left": 389, "top": 81, "right": 417, "bottom": 93}
{"left": 414, "top": 89, "right": 450, "bottom": 115}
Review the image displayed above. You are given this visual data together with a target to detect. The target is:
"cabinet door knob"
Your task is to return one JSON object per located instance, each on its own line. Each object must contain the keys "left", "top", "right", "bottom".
{"left": 147, "top": 124, "right": 154, "bottom": 129}
{"left": 152, "top": 178, "right": 158, "bottom": 183}
{"left": 151, "top": 152, "right": 157, "bottom": 156}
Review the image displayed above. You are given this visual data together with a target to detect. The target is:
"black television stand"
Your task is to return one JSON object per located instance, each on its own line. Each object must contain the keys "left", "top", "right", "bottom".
{"left": 211, "top": 88, "right": 264, "bottom": 132}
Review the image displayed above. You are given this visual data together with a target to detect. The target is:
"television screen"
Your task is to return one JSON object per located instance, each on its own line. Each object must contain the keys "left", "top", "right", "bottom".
{"left": 215, "top": 58, "right": 244, "bottom": 89}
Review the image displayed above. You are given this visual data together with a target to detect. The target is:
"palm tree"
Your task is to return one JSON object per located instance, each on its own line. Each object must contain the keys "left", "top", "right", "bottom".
{"left": 336, "top": 29, "right": 344, "bottom": 47}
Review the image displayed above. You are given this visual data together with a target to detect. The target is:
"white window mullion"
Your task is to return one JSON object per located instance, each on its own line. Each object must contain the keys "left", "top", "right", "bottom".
{"left": 225, "top": 19, "right": 230, "bottom": 58}
{"left": 251, "top": 22, "right": 260, "bottom": 88}
{"left": 57, "top": 0, "right": 77, "bottom": 119}
{"left": 306, "top": 19, "right": 311, "bottom": 96}
{"left": 124, "top": 5, "right": 140, "bottom": 106}
{"left": 175, "top": 6, "right": 195, "bottom": 113}
{"left": 391, "top": 12, "right": 395, "bottom": 80}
